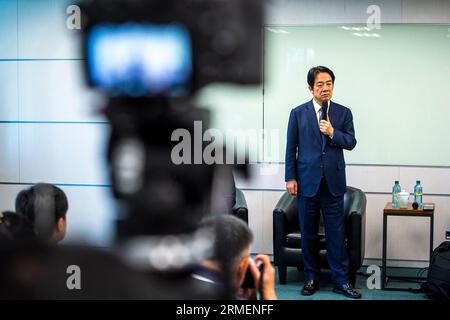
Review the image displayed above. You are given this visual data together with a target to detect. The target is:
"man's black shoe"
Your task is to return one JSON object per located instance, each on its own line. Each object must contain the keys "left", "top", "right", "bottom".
{"left": 301, "top": 280, "right": 319, "bottom": 296}
{"left": 333, "top": 283, "right": 362, "bottom": 299}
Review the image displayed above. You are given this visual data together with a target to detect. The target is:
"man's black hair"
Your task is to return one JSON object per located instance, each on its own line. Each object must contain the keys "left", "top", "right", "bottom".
{"left": 201, "top": 214, "right": 253, "bottom": 264}
{"left": 307, "top": 66, "right": 335, "bottom": 87}
{"left": 15, "top": 183, "right": 68, "bottom": 240}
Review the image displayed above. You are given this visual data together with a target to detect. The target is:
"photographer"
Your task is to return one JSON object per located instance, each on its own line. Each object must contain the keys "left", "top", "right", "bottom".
{"left": 193, "top": 214, "right": 277, "bottom": 300}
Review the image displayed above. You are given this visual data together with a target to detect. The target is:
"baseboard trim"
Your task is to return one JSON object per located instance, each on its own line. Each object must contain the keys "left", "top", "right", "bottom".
{"left": 363, "top": 258, "right": 429, "bottom": 269}
{"left": 255, "top": 255, "right": 430, "bottom": 269}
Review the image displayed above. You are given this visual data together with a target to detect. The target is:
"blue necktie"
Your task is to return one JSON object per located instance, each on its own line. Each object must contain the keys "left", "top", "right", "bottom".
{"left": 320, "top": 106, "right": 328, "bottom": 150}
{"left": 320, "top": 106, "right": 327, "bottom": 122}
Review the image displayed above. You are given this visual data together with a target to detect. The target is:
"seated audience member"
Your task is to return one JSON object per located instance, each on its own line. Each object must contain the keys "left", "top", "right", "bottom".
{"left": 15, "top": 183, "right": 68, "bottom": 244}
{"left": 194, "top": 214, "right": 277, "bottom": 300}
{"left": 0, "top": 211, "right": 36, "bottom": 243}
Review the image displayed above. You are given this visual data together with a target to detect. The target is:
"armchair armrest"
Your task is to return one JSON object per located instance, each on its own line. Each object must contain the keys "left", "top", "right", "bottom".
{"left": 274, "top": 192, "right": 297, "bottom": 226}
{"left": 232, "top": 188, "right": 248, "bottom": 223}
{"left": 273, "top": 192, "right": 296, "bottom": 264}
{"left": 232, "top": 188, "right": 248, "bottom": 211}
{"left": 274, "top": 192, "right": 292, "bottom": 211}
{"left": 345, "top": 188, "right": 367, "bottom": 269}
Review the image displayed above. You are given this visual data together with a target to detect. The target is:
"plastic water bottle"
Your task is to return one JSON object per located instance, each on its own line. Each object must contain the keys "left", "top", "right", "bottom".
{"left": 392, "top": 180, "right": 401, "bottom": 208}
{"left": 414, "top": 180, "right": 423, "bottom": 207}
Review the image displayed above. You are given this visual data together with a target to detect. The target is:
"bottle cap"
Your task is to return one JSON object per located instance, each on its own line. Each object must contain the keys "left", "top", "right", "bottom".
{"left": 395, "top": 180, "right": 399, "bottom": 184}
{"left": 416, "top": 180, "right": 420, "bottom": 184}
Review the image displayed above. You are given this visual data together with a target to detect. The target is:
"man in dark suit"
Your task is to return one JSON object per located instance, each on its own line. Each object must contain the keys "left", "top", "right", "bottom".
{"left": 285, "top": 66, "right": 361, "bottom": 298}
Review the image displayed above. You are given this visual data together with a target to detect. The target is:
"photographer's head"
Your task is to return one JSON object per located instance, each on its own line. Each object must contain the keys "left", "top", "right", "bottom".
{"left": 15, "top": 183, "right": 68, "bottom": 244}
{"left": 200, "top": 214, "right": 253, "bottom": 291}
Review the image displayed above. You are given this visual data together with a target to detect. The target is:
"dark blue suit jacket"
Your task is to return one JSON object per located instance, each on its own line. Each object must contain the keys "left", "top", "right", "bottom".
{"left": 285, "top": 100, "right": 356, "bottom": 197}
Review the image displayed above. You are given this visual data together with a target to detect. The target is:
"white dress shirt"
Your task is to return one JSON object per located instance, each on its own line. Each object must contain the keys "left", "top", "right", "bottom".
{"left": 312, "top": 99, "right": 333, "bottom": 139}
{"left": 312, "top": 99, "right": 330, "bottom": 124}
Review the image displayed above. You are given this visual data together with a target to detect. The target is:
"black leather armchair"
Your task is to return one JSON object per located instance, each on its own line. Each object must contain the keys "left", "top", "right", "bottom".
{"left": 273, "top": 186, "right": 366, "bottom": 286}
{"left": 232, "top": 188, "right": 248, "bottom": 223}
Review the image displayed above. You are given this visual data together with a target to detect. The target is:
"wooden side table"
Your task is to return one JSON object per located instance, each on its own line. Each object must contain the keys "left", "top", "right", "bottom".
{"left": 381, "top": 202, "right": 435, "bottom": 290}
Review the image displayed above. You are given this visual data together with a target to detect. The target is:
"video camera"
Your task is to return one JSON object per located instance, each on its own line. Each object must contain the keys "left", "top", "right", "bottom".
{"left": 79, "top": 0, "right": 261, "bottom": 230}
{"left": 79, "top": 0, "right": 263, "bottom": 299}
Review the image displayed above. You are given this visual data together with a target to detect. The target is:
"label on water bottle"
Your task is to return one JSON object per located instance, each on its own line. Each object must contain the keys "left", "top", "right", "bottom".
{"left": 392, "top": 193, "right": 399, "bottom": 208}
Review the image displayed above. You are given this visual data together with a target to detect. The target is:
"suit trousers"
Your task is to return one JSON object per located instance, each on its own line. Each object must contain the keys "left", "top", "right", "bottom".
{"left": 297, "top": 177, "right": 349, "bottom": 285}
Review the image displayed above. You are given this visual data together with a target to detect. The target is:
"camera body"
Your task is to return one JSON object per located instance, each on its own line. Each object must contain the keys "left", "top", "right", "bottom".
{"left": 242, "top": 259, "right": 264, "bottom": 290}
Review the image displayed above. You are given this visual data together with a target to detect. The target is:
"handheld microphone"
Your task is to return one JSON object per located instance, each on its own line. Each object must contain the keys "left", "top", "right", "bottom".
{"left": 321, "top": 101, "right": 328, "bottom": 121}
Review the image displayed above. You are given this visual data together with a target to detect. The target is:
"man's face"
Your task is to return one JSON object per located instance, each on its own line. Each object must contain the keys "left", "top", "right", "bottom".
{"left": 309, "top": 72, "right": 334, "bottom": 104}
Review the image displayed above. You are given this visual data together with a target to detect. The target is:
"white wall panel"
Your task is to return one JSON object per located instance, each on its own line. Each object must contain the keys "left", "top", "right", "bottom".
{"left": 401, "top": 0, "right": 449, "bottom": 23}
{"left": 265, "top": 0, "right": 346, "bottom": 25}
{"left": 399, "top": 166, "right": 450, "bottom": 195}
{"left": 343, "top": 0, "right": 402, "bottom": 24}
{"left": 265, "top": 0, "right": 450, "bottom": 25}
{"left": 0, "top": 124, "right": 20, "bottom": 181}
{"left": 18, "top": 0, "right": 81, "bottom": 59}
{"left": 60, "top": 185, "right": 116, "bottom": 247}
{"left": 347, "top": 165, "right": 400, "bottom": 193}
{"left": 262, "top": 191, "right": 284, "bottom": 254}
{"left": 445, "top": 0, "right": 450, "bottom": 22}
{"left": 18, "top": 60, "right": 104, "bottom": 122}
{"left": 0, "top": 184, "right": 23, "bottom": 211}
{"left": 362, "top": 194, "right": 389, "bottom": 260}
{"left": 236, "top": 164, "right": 285, "bottom": 191}
{"left": 19, "top": 123, "right": 110, "bottom": 185}
{"left": 243, "top": 190, "right": 264, "bottom": 253}
{"left": 386, "top": 215, "right": 431, "bottom": 261}
{"left": 0, "top": 62, "right": 18, "bottom": 120}
{"left": 0, "top": 0, "right": 18, "bottom": 59}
